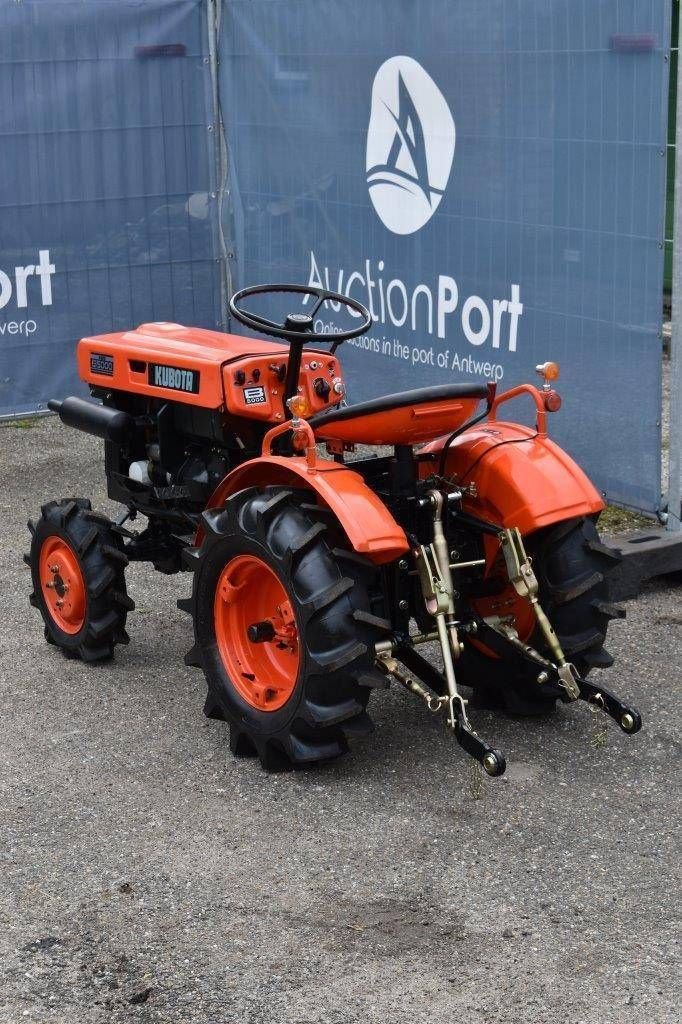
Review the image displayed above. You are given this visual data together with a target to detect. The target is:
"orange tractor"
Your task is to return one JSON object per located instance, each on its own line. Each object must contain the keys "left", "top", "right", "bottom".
{"left": 26, "top": 284, "right": 641, "bottom": 776}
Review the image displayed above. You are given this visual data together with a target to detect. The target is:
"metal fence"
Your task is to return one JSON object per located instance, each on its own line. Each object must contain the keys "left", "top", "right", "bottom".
{"left": 0, "top": 0, "right": 677, "bottom": 524}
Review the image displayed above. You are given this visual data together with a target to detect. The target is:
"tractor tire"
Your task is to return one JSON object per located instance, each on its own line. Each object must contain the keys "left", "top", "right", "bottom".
{"left": 26, "top": 499, "right": 133, "bottom": 662}
{"left": 458, "top": 516, "right": 624, "bottom": 714}
{"left": 182, "top": 487, "right": 389, "bottom": 771}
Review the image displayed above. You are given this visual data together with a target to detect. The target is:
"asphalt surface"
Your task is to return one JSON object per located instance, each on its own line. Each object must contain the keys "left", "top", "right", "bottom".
{"left": 1, "top": 417, "right": 680, "bottom": 1024}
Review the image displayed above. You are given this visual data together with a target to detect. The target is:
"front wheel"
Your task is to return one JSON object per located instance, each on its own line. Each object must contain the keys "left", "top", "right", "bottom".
{"left": 185, "top": 487, "right": 388, "bottom": 771}
{"left": 26, "top": 499, "right": 133, "bottom": 661}
{"left": 457, "top": 516, "right": 624, "bottom": 713}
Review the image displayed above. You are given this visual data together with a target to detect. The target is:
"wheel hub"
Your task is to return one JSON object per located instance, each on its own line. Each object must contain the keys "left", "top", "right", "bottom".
{"left": 39, "top": 536, "right": 86, "bottom": 634}
{"left": 213, "top": 554, "right": 300, "bottom": 711}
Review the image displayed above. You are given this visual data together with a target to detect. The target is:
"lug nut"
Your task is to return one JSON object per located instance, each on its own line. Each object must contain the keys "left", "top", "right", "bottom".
{"left": 621, "top": 712, "right": 635, "bottom": 732}
{"left": 398, "top": 599, "right": 409, "bottom": 611}
{"left": 50, "top": 564, "right": 59, "bottom": 573}
{"left": 398, "top": 559, "right": 408, "bottom": 570}
{"left": 46, "top": 581, "right": 55, "bottom": 589}
{"left": 537, "top": 671, "right": 549, "bottom": 685}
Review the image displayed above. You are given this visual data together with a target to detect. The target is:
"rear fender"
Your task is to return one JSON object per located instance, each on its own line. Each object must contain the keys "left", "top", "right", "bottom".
{"left": 421, "top": 421, "right": 604, "bottom": 535}
{"left": 198, "top": 455, "right": 409, "bottom": 564}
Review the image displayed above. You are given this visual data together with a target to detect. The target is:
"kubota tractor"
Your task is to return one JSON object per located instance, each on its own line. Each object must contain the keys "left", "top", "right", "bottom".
{"left": 26, "top": 284, "right": 641, "bottom": 776}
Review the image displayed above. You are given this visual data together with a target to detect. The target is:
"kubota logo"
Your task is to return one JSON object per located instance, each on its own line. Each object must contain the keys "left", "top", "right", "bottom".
{"left": 366, "top": 56, "right": 456, "bottom": 235}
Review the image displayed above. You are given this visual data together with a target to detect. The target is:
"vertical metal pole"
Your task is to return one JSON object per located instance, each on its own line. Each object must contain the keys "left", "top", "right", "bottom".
{"left": 669, "top": 11, "right": 682, "bottom": 532}
{"left": 206, "top": 0, "right": 231, "bottom": 328}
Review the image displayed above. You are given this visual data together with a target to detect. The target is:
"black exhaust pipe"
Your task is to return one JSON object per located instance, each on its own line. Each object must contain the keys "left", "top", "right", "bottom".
{"left": 47, "top": 397, "right": 134, "bottom": 443}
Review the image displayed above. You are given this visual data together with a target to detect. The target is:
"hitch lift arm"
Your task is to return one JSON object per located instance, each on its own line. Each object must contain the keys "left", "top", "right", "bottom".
{"left": 474, "top": 615, "right": 642, "bottom": 734}
{"left": 376, "top": 642, "right": 507, "bottom": 777}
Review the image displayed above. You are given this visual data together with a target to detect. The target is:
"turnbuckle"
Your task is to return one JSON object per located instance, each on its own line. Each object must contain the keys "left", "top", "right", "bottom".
{"left": 499, "top": 527, "right": 580, "bottom": 700}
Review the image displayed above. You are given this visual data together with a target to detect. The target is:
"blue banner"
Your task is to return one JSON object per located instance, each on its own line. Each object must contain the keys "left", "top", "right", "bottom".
{"left": 218, "top": 0, "right": 671, "bottom": 513}
{"left": 0, "top": 0, "right": 219, "bottom": 417}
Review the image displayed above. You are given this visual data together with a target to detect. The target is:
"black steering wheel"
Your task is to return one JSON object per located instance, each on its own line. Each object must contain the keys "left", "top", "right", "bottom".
{"left": 228, "top": 283, "right": 371, "bottom": 345}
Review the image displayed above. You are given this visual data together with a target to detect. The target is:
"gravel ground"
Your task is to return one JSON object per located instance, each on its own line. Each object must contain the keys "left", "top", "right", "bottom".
{"left": 0, "top": 418, "right": 680, "bottom": 1024}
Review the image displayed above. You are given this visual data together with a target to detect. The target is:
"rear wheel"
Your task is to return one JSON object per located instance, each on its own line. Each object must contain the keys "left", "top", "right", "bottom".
{"left": 183, "top": 487, "right": 389, "bottom": 771}
{"left": 26, "top": 499, "right": 133, "bottom": 661}
{"left": 458, "top": 516, "right": 624, "bottom": 713}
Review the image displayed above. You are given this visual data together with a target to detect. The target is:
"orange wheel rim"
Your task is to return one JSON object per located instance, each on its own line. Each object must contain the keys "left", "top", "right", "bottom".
{"left": 469, "top": 588, "right": 536, "bottom": 659}
{"left": 213, "top": 554, "right": 300, "bottom": 711}
{"left": 468, "top": 537, "right": 535, "bottom": 659}
{"left": 39, "top": 536, "right": 87, "bottom": 634}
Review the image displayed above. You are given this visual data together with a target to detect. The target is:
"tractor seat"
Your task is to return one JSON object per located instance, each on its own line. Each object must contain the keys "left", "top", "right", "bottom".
{"left": 310, "top": 382, "right": 491, "bottom": 446}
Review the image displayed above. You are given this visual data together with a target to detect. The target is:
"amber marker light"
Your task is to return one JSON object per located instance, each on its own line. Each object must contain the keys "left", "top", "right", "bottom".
{"left": 535, "top": 361, "right": 560, "bottom": 382}
{"left": 535, "top": 362, "right": 560, "bottom": 395}
{"left": 286, "top": 394, "right": 312, "bottom": 418}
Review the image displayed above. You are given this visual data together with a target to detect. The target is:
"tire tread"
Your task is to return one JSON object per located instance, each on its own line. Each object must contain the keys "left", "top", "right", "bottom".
{"left": 190, "top": 486, "right": 386, "bottom": 771}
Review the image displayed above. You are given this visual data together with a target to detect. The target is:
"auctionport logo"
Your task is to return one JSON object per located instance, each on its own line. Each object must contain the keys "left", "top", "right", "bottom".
{"left": 304, "top": 57, "right": 523, "bottom": 368}
{"left": 366, "top": 56, "right": 456, "bottom": 235}
{"left": 0, "top": 249, "right": 55, "bottom": 337}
